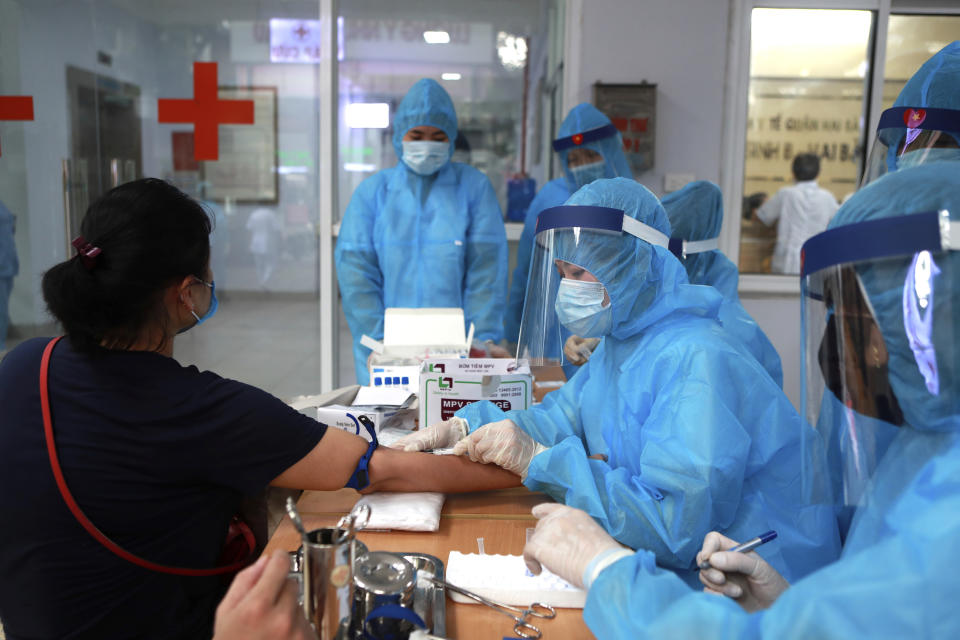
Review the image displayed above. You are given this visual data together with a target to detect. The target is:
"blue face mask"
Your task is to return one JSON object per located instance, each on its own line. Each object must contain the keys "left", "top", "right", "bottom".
{"left": 898, "top": 146, "right": 960, "bottom": 170}
{"left": 569, "top": 160, "right": 608, "bottom": 189}
{"left": 179, "top": 278, "right": 218, "bottom": 333}
{"left": 402, "top": 140, "right": 451, "bottom": 176}
{"left": 555, "top": 278, "right": 612, "bottom": 337}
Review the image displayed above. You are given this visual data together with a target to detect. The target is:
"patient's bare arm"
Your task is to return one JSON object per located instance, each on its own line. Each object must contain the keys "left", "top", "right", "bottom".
{"left": 271, "top": 427, "right": 520, "bottom": 492}
{"left": 363, "top": 447, "right": 522, "bottom": 493}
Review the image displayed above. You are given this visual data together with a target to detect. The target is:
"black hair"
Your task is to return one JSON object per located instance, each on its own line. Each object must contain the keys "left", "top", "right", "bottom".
{"left": 792, "top": 153, "right": 820, "bottom": 181}
{"left": 42, "top": 178, "right": 211, "bottom": 354}
{"left": 743, "top": 192, "right": 768, "bottom": 219}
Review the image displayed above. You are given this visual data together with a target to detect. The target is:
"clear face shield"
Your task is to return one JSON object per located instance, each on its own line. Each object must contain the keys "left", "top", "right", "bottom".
{"left": 801, "top": 209, "right": 957, "bottom": 518}
{"left": 515, "top": 205, "right": 670, "bottom": 368}
{"left": 861, "top": 107, "right": 960, "bottom": 187}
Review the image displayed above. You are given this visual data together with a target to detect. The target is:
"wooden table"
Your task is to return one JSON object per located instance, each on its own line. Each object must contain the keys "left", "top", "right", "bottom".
{"left": 266, "top": 488, "right": 594, "bottom": 640}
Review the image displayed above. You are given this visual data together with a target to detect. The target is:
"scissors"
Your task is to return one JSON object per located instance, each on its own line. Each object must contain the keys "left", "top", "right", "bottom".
{"left": 422, "top": 574, "right": 556, "bottom": 639}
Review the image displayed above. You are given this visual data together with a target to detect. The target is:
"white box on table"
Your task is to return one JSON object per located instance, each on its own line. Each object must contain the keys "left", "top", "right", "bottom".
{"left": 288, "top": 385, "right": 415, "bottom": 442}
{"left": 418, "top": 358, "right": 532, "bottom": 427}
{"left": 363, "top": 308, "right": 474, "bottom": 391}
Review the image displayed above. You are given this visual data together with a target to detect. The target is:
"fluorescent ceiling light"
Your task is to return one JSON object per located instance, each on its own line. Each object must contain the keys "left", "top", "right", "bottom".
{"left": 344, "top": 162, "right": 377, "bottom": 172}
{"left": 441, "top": 72, "right": 461, "bottom": 81}
{"left": 344, "top": 103, "right": 390, "bottom": 129}
{"left": 423, "top": 31, "right": 450, "bottom": 44}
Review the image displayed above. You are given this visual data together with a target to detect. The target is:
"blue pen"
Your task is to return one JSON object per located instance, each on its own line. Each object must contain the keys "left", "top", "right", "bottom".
{"left": 698, "top": 530, "right": 777, "bottom": 570}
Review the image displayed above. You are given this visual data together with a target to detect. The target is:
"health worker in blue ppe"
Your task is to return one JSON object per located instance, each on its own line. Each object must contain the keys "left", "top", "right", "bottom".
{"left": 861, "top": 41, "right": 960, "bottom": 186}
{"left": 518, "top": 162, "right": 960, "bottom": 639}
{"left": 394, "top": 177, "right": 840, "bottom": 586}
{"left": 335, "top": 79, "right": 508, "bottom": 385}
{"left": 505, "top": 103, "right": 632, "bottom": 360}
{"left": 662, "top": 180, "right": 783, "bottom": 386}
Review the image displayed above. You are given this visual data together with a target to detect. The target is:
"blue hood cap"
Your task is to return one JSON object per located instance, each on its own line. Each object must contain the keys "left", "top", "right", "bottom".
{"left": 662, "top": 180, "right": 723, "bottom": 242}
{"left": 392, "top": 78, "right": 459, "bottom": 160}
{"left": 880, "top": 41, "right": 960, "bottom": 148}
{"left": 554, "top": 178, "right": 718, "bottom": 340}
{"left": 556, "top": 104, "right": 633, "bottom": 191}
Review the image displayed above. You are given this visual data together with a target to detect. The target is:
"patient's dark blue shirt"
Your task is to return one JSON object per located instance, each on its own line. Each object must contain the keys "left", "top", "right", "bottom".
{"left": 0, "top": 337, "right": 327, "bottom": 639}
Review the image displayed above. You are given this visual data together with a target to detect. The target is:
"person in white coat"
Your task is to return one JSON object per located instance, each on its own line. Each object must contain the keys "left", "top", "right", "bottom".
{"left": 757, "top": 153, "right": 838, "bottom": 274}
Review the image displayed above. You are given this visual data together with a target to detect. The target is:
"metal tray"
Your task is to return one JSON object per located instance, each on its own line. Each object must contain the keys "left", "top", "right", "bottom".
{"left": 399, "top": 552, "right": 446, "bottom": 638}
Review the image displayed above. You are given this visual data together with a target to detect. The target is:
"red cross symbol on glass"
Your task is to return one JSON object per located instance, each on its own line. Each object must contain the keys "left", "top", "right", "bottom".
{"left": 294, "top": 23, "right": 310, "bottom": 40}
{"left": 0, "top": 95, "right": 35, "bottom": 157}
{"left": 158, "top": 62, "right": 254, "bottom": 161}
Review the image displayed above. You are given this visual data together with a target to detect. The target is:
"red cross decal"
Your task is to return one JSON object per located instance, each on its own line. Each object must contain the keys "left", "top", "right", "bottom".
{"left": 158, "top": 62, "right": 254, "bottom": 161}
{"left": 572, "top": 133, "right": 584, "bottom": 146}
{"left": 294, "top": 23, "right": 310, "bottom": 40}
{"left": 0, "top": 95, "right": 35, "bottom": 157}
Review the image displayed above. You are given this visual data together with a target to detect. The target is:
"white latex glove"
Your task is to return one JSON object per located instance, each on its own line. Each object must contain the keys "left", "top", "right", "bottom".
{"left": 523, "top": 503, "right": 634, "bottom": 589}
{"left": 388, "top": 417, "right": 468, "bottom": 452}
{"left": 696, "top": 531, "right": 790, "bottom": 612}
{"left": 213, "top": 551, "right": 316, "bottom": 640}
{"left": 451, "top": 419, "right": 546, "bottom": 477}
{"left": 563, "top": 335, "right": 600, "bottom": 366}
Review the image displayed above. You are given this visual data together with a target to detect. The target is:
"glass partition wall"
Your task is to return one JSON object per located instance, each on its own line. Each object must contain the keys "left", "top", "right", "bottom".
{"left": 0, "top": 0, "right": 564, "bottom": 395}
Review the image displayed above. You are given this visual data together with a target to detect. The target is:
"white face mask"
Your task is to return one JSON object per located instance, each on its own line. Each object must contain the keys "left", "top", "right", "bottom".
{"left": 402, "top": 140, "right": 451, "bottom": 176}
{"left": 554, "top": 278, "right": 612, "bottom": 337}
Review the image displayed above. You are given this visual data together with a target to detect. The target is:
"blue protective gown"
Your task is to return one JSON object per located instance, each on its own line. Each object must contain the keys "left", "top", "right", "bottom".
{"left": 336, "top": 79, "right": 507, "bottom": 384}
{"left": 0, "top": 199, "right": 18, "bottom": 351}
{"left": 579, "top": 163, "right": 960, "bottom": 639}
{"left": 505, "top": 103, "right": 632, "bottom": 345}
{"left": 662, "top": 180, "right": 783, "bottom": 386}
{"left": 458, "top": 178, "right": 840, "bottom": 586}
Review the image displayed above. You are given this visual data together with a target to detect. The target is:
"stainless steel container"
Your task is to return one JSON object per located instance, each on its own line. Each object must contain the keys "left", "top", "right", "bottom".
{"left": 353, "top": 551, "right": 417, "bottom": 638}
{"left": 301, "top": 527, "right": 360, "bottom": 640}
{"left": 291, "top": 540, "right": 368, "bottom": 608}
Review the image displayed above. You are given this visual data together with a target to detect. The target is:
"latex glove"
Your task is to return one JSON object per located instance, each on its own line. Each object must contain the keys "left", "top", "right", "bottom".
{"left": 696, "top": 531, "right": 789, "bottom": 612}
{"left": 213, "top": 551, "right": 316, "bottom": 640}
{"left": 523, "top": 503, "right": 634, "bottom": 589}
{"left": 451, "top": 419, "right": 547, "bottom": 477}
{"left": 563, "top": 335, "right": 600, "bottom": 366}
{"left": 388, "top": 417, "right": 468, "bottom": 452}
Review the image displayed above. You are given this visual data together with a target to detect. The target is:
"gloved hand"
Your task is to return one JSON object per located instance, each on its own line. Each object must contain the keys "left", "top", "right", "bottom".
{"left": 451, "top": 419, "right": 546, "bottom": 477}
{"left": 388, "top": 417, "right": 468, "bottom": 452}
{"left": 696, "top": 531, "right": 789, "bottom": 612}
{"left": 563, "top": 335, "right": 600, "bottom": 365}
{"left": 523, "top": 503, "right": 633, "bottom": 589}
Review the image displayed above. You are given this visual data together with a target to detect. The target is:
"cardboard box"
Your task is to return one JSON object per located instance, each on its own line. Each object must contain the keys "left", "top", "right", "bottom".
{"left": 363, "top": 308, "right": 474, "bottom": 389}
{"left": 419, "top": 358, "right": 532, "bottom": 427}
{"left": 288, "top": 385, "right": 416, "bottom": 442}
{"left": 531, "top": 365, "right": 568, "bottom": 403}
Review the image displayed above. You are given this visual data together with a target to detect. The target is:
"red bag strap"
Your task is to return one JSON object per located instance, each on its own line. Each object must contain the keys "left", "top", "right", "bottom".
{"left": 40, "top": 336, "right": 250, "bottom": 576}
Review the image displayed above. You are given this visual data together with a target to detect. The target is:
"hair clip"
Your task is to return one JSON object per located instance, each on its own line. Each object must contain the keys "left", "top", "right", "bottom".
{"left": 71, "top": 236, "right": 102, "bottom": 270}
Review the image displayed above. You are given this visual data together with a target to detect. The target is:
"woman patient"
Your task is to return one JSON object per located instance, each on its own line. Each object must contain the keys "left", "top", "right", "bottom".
{"left": 0, "top": 178, "right": 517, "bottom": 640}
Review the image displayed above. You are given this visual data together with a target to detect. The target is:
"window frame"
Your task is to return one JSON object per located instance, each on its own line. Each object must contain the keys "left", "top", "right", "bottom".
{"left": 719, "top": 0, "right": 893, "bottom": 294}
{"left": 723, "top": 0, "right": 960, "bottom": 293}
